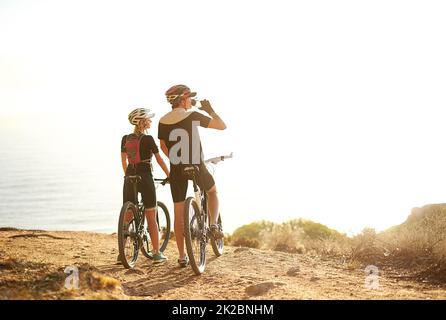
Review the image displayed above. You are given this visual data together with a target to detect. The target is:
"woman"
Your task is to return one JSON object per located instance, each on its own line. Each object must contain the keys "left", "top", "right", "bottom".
{"left": 121, "top": 108, "right": 170, "bottom": 263}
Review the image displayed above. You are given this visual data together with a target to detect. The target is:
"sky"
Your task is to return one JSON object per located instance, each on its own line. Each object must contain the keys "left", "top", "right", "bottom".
{"left": 1, "top": 0, "right": 446, "bottom": 235}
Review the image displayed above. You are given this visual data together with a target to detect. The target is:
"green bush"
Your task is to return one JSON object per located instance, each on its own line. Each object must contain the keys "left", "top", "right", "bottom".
{"left": 232, "top": 236, "right": 260, "bottom": 248}
{"left": 287, "top": 219, "right": 345, "bottom": 240}
{"left": 230, "top": 219, "right": 348, "bottom": 256}
{"left": 231, "top": 221, "right": 274, "bottom": 243}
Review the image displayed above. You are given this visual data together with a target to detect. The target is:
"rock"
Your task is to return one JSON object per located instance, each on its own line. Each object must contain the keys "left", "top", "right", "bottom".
{"left": 310, "top": 276, "right": 320, "bottom": 282}
{"left": 286, "top": 267, "right": 300, "bottom": 276}
{"left": 245, "top": 282, "right": 285, "bottom": 296}
{"left": 125, "top": 269, "right": 145, "bottom": 275}
{"left": 234, "top": 247, "right": 250, "bottom": 253}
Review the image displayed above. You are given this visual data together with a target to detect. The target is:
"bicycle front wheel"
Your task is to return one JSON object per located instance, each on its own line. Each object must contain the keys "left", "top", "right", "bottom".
{"left": 184, "top": 197, "right": 206, "bottom": 275}
{"left": 118, "top": 201, "right": 139, "bottom": 269}
{"left": 211, "top": 214, "right": 224, "bottom": 257}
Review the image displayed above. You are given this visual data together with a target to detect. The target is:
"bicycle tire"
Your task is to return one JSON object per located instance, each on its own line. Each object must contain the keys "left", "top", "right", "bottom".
{"left": 210, "top": 214, "right": 224, "bottom": 257}
{"left": 118, "top": 201, "right": 139, "bottom": 269}
{"left": 157, "top": 201, "right": 171, "bottom": 252}
{"left": 184, "top": 197, "right": 206, "bottom": 275}
{"left": 141, "top": 201, "right": 171, "bottom": 258}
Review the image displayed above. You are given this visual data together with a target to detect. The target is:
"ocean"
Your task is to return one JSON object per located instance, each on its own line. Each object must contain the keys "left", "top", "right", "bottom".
{"left": 0, "top": 114, "right": 238, "bottom": 234}
{"left": 0, "top": 116, "right": 171, "bottom": 233}
{"left": 1, "top": 112, "right": 408, "bottom": 237}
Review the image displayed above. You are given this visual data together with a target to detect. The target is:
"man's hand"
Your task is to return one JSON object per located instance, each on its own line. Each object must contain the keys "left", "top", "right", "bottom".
{"left": 199, "top": 99, "right": 227, "bottom": 130}
{"left": 199, "top": 99, "right": 215, "bottom": 115}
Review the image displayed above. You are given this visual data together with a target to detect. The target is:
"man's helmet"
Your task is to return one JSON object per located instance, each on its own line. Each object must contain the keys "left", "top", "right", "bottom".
{"left": 165, "top": 84, "right": 197, "bottom": 105}
{"left": 128, "top": 108, "right": 155, "bottom": 125}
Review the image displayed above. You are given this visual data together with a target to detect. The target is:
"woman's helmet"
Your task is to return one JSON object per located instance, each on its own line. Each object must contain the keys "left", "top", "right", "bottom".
{"left": 128, "top": 108, "right": 155, "bottom": 125}
{"left": 165, "top": 84, "right": 196, "bottom": 105}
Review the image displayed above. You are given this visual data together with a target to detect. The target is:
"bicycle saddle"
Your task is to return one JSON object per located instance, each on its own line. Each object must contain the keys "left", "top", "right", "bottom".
{"left": 183, "top": 165, "right": 198, "bottom": 179}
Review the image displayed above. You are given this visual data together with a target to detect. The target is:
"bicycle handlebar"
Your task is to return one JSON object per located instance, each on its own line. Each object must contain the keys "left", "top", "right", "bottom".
{"left": 153, "top": 153, "right": 232, "bottom": 185}
{"left": 204, "top": 152, "right": 234, "bottom": 165}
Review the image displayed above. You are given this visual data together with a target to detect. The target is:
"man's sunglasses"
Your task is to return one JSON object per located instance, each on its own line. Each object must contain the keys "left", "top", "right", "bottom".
{"left": 167, "top": 92, "right": 194, "bottom": 102}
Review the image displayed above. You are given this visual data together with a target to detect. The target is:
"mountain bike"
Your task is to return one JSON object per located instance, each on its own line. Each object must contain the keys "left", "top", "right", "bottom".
{"left": 118, "top": 176, "right": 170, "bottom": 269}
{"left": 183, "top": 153, "right": 233, "bottom": 275}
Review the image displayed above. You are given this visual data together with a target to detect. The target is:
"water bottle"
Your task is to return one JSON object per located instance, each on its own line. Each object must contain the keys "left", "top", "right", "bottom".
{"left": 191, "top": 99, "right": 201, "bottom": 108}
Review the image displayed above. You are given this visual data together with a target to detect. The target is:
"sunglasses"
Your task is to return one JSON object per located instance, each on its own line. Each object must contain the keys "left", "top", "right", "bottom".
{"left": 166, "top": 91, "right": 193, "bottom": 102}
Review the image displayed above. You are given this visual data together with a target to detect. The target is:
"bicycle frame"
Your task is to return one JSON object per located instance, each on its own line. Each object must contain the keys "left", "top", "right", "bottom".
{"left": 191, "top": 174, "right": 209, "bottom": 241}
{"left": 188, "top": 152, "right": 233, "bottom": 242}
{"left": 182, "top": 153, "right": 232, "bottom": 275}
{"left": 119, "top": 173, "right": 171, "bottom": 269}
{"left": 123, "top": 175, "right": 146, "bottom": 243}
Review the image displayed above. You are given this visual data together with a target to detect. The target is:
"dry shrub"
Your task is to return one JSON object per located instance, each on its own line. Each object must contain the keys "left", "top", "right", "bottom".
{"left": 260, "top": 221, "right": 350, "bottom": 256}
{"left": 433, "top": 239, "right": 446, "bottom": 260}
{"left": 260, "top": 224, "right": 305, "bottom": 254}
{"left": 350, "top": 228, "right": 386, "bottom": 265}
{"left": 231, "top": 219, "right": 350, "bottom": 256}
{"left": 372, "top": 204, "right": 446, "bottom": 282}
{"left": 86, "top": 272, "right": 121, "bottom": 291}
{"left": 304, "top": 236, "right": 351, "bottom": 257}
{"left": 380, "top": 205, "right": 446, "bottom": 265}
{"left": 224, "top": 233, "right": 232, "bottom": 245}
{"left": 232, "top": 236, "right": 260, "bottom": 249}
{"left": 0, "top": 257, "right": 17, "bottom": 270}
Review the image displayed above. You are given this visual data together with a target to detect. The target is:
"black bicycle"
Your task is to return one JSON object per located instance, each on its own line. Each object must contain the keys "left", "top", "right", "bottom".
{"left": 118, "top": 176, "right": 171, "bottom": 269}
{"left": 183, "top": 153, "right": 233, "bottom": 275}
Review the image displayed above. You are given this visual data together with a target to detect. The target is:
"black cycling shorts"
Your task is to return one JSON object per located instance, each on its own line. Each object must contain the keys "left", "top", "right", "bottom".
{"left": 169, "top": 164, "right": 215, "bottom": 203}
{"left": 123, "top": 166, "right": 157, "bottom": 209}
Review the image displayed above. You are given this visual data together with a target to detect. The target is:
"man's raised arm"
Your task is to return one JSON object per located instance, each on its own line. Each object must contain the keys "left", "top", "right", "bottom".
{"left": 199, "top": 100, "right": 226, "bottom": 130}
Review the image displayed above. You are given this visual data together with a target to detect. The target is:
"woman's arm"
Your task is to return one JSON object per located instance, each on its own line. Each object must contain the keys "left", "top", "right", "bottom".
{"left": 154, "top": 152, "right": 170, "bottom": 177}
{"left": 121, "top": 152, "right": 127, "bottom": 174}
{"left": 159, "top": 139, "right": 169, "bottom": 158}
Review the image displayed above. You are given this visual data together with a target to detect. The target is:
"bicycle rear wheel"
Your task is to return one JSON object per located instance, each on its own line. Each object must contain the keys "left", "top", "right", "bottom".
{"left": 141, "top": 201, "right": 171, "bottom": 258}
{"left": 118, "top": 201, "right": 139, "bottom": 269}
{"left": 157, "top": 201, "right": 171, "bottom": 252}
{"left": 210, "top": 214, "right": 224, "bottom": 256}
{"left": 184, "top": 197, "right": 206, "bottom": 275}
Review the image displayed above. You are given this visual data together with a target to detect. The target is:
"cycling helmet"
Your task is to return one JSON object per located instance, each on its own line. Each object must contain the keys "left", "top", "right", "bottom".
{"left": 128, "top": 108, "right": 155, "bottom": 125}
{"left": 165, "top": 84, "right": 196, "bottom": 105}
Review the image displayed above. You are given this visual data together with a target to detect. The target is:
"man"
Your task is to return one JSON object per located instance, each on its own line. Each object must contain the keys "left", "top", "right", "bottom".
{"left": 158, "top": 84, "right": 227, "bottom": 267}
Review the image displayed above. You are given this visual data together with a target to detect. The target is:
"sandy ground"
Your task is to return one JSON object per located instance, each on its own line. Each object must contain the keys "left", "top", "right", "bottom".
{"left": 0, "top": 229, "right": 445, "bottom": 300}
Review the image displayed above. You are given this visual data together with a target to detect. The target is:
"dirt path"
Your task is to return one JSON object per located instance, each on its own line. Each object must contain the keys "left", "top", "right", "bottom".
{"left": 0, "top": 229, "right": 445, "bottom": 300}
